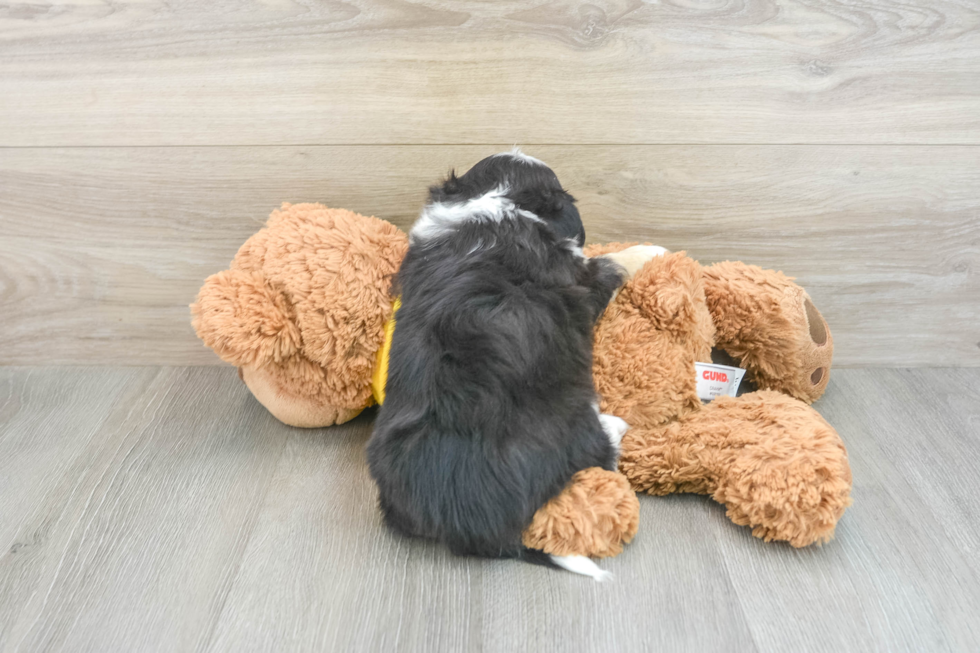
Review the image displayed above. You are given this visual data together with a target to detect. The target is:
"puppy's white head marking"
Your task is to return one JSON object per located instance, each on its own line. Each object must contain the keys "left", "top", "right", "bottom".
{"left": 410, "top": 185, "right": 541, "bottom": 244}
{"left": 495, "top": 147, "right": 548, "bottom": 167}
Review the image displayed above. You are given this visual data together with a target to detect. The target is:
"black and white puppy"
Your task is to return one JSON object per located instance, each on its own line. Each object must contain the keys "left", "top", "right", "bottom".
{"left": 366, "top": 150, "right": 628, "bottom": 579}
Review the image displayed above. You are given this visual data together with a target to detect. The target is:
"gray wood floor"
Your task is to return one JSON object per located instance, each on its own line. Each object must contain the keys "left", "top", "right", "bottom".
{"left": 1, "top": 367, "right": 978, "bottom": 653}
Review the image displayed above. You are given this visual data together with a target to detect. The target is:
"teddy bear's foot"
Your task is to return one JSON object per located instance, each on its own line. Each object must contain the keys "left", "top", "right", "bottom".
{"left": 701, "top": 261, "right": 833, "bottom": 403}
{"left": 619, "top": 391, "right": 851, "bottom": 547}
{"left": 522, "top": 467, "right": 639, "bottom": 558}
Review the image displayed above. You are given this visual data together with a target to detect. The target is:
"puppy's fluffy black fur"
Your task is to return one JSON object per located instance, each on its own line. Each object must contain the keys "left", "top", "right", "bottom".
{"left": 366, "top": 153, "right": 624, "bottom": 564}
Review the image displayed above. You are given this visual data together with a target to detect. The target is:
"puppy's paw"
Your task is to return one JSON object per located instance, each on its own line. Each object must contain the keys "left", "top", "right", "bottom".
{"left": 601, "top": 245, "right": 668, "bottom": 279}
{"left": 599, "top": 413, "right": 629, "bottom": 449}
{"left": 550, "top": 555, "right": 614, "bottom": 581}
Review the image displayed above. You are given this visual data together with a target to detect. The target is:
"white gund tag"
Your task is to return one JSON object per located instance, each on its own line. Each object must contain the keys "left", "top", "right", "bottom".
{"left": 695, "top": 362, "right": 745, "bottom": 402}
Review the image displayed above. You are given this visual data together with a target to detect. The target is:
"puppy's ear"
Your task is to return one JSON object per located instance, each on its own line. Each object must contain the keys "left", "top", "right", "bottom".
{"left": 510, "top": 185, "right": 562, "bottom": 218}
{"left": 429, "top": 169, "right": 459, "bottom": 203}
{"left": 563, "top": 201, "right": 586, "bottom": 246}
{"left": 538, "top": 188, "right": 568, "bottom": 217}
{"left": 551, "top": 193, "right": 586, "bottom": 245}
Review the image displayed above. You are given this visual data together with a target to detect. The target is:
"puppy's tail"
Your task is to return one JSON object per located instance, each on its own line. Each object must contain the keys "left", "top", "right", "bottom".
{"left": 520, "top": 548, "right": 612, "bottom": 582}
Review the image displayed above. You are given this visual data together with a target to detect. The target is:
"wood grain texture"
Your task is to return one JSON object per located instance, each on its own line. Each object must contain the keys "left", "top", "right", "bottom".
{"left": 0, "top": 367, "right": 288, "bottom": 653}
{"left": 1, "top": 367, "right": 979, "bottom": 652}
{"left": 1, "top": 0, "right": 979, "bottom": 145}
{"left": 716, "top": 368, "right": 980, "bottom": 653}
{"left": 206, "top": 410, "right": 757, "bottom": 653}
{"left": 0, "top": 367, "right": 157, "bottom": 645}
{"left": 2, "top": 145, "right": 978, "bottom": 366}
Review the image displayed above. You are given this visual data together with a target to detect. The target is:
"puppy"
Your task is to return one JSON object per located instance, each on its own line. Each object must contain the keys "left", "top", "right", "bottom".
{"left": 366, "top": 150, "right": 628, "bottom": 579}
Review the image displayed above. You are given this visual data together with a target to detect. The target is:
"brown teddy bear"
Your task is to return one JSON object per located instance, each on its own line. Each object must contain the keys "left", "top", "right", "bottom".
{"left": 192, "top": 202, "right": 851, "bottom": 558}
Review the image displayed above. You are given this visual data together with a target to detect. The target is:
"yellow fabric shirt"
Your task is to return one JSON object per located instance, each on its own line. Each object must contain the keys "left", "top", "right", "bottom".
{"left": 371, "top": 297, "right": 401, "bottom": 405}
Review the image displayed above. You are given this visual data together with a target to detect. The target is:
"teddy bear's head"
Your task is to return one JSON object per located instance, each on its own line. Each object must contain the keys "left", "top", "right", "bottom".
{"left": 191, "top": 203, "right": 407, "bottom": 427}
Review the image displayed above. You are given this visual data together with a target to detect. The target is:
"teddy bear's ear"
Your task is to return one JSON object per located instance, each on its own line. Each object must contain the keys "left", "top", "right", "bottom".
{"left": 191, "top": 269, "right": 301, "bottom": 368}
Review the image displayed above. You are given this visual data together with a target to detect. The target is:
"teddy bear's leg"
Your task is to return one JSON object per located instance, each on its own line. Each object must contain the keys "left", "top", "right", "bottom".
{"left": 702, "top": 261, "right": 833, "bottom": 403}
{"left": 619, "top": 391, "right": 851, "bottom": 547}
{"left": 522, "top": 467, "right": 640, "bottom": 558}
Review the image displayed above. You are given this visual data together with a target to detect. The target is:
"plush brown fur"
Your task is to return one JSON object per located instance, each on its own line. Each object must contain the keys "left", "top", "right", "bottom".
{"left": 537, "top": 242, "right": 851, "bottom": 549}
{"left": 619, "top": 392, "right": 851, "bottom": 546}
{"left": 522, "top": 467, "right": 639, "bottom": 558}
{"left": 589, "top": 245, "right": 715, "bottom": 427}
{"left": 192, "top": 208, "right": 850, "bottom": 556}
{"left": 703, "top": 261, "right": 833, "bottom": 403}
{"left": 192, "top": 203, "right": 407, "bottom": 426}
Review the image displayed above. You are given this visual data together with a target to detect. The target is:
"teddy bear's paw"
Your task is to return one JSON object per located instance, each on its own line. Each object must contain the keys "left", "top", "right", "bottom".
{"left": 757, "top": 291, "right": 834, "bottom": 404}
{"left": 707, "top": 393, "right": 852, "bottom": 547}
{"left": 601, "top": 245, "right": 668, "bottom": 279}
{"left": 799, "top": 296, "right": 833, "bottom": 391}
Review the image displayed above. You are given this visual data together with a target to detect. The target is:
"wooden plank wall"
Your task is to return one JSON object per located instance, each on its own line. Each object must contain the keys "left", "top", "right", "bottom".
{"left": 1, "top": 1, "right": 978, "bottom": 366}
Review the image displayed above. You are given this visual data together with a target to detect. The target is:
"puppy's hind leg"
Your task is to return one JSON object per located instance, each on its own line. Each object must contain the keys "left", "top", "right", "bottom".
{"left": 599, "top": 414, "right": 628, "bottom": 449}
{"left": 593, "top": 402, "right": 628, "bottom": 452}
